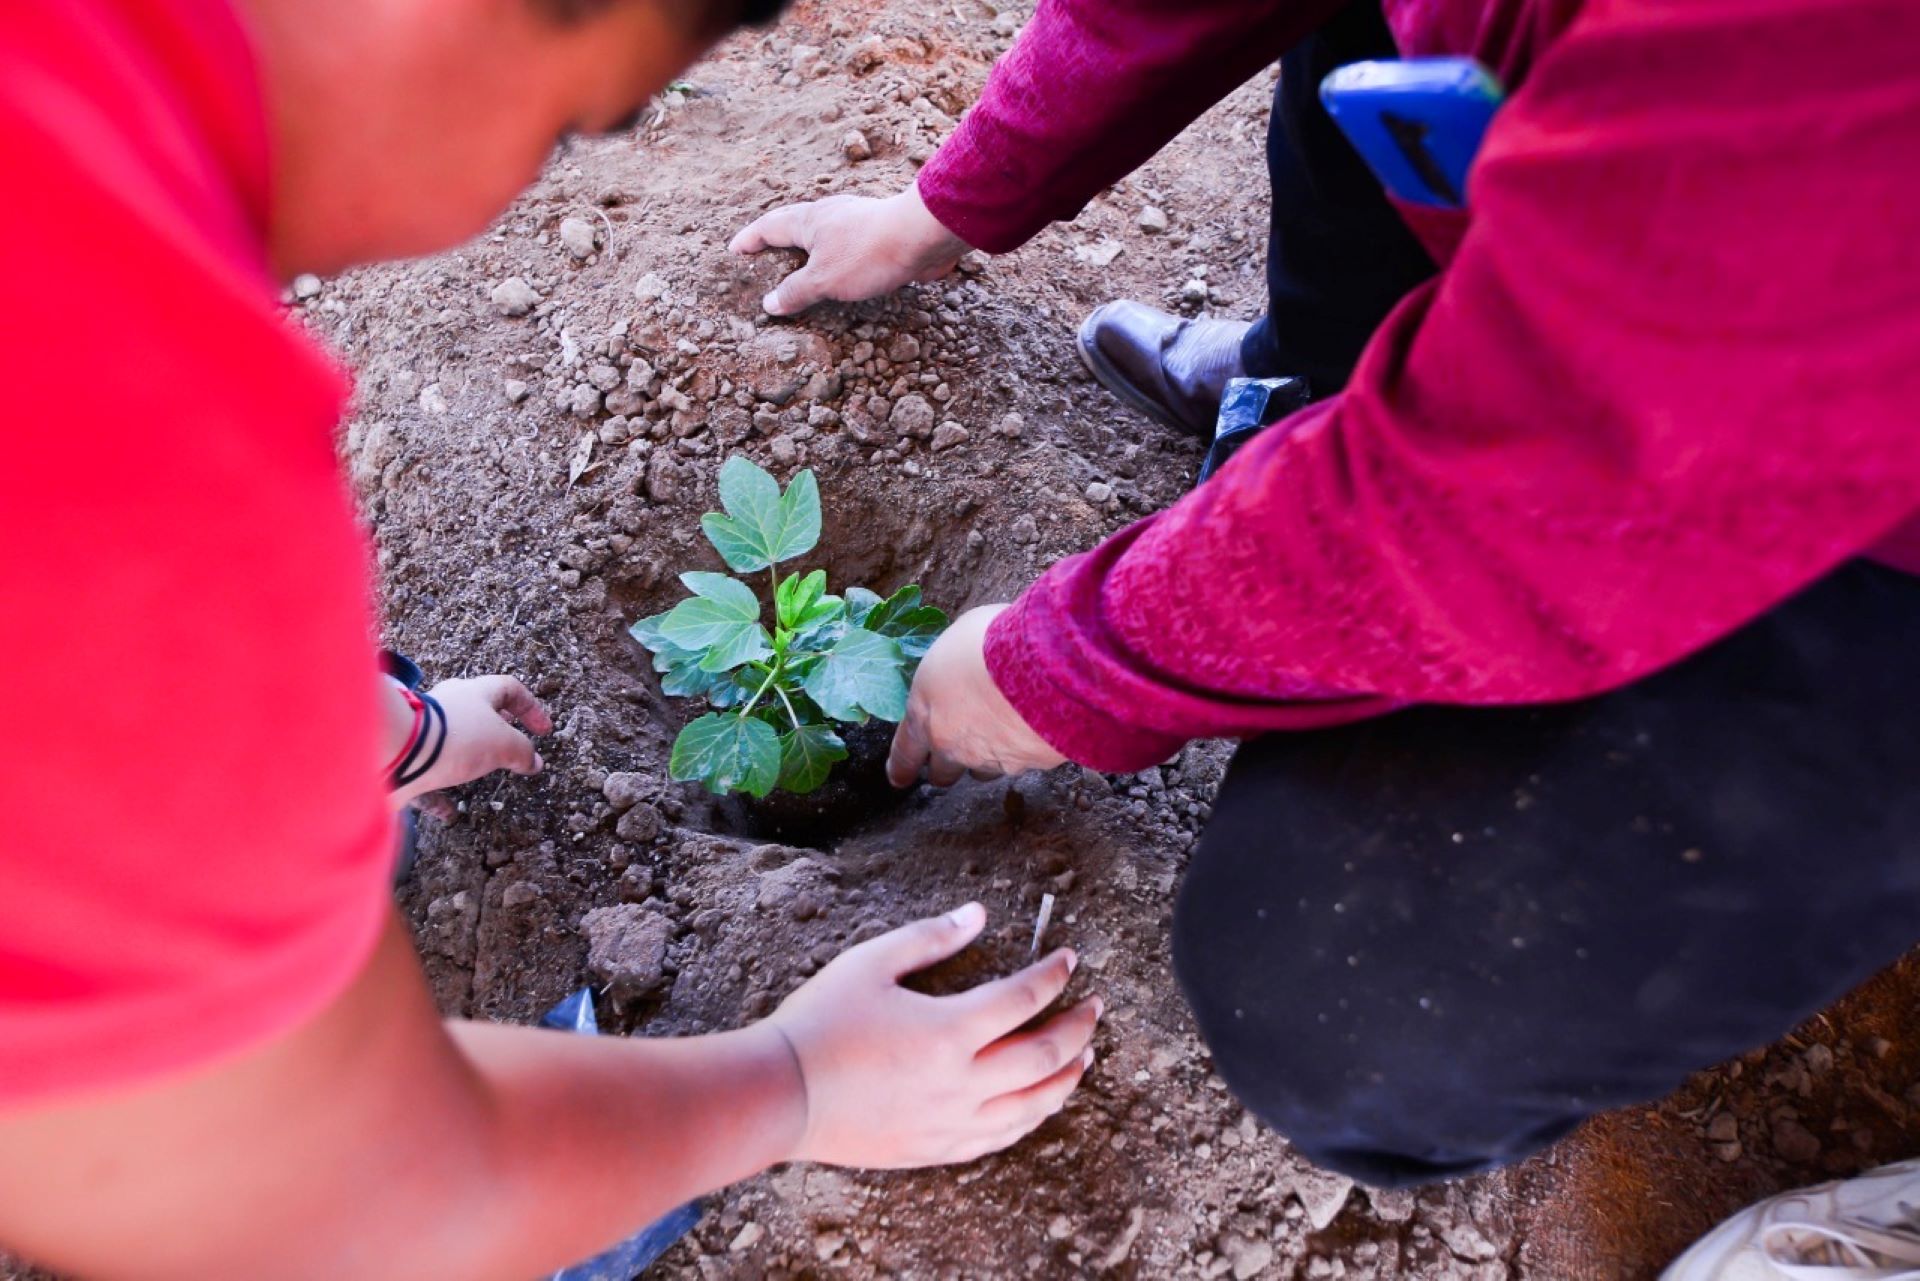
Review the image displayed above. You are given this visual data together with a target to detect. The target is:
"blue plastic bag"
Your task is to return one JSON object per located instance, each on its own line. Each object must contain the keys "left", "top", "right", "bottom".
{"left": 542, "top": 989, "right": 704, "bottom": 1281}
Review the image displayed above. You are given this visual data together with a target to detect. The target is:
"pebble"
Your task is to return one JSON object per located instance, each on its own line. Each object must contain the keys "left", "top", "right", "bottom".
{"left": 1707, "top": 1113, "right": 1738, "bottom": 1143}
{"left": 1222, "top": 1235, "right": 1273, "bottom": 1280}
{"left": 581, "top": 904, "right": 672, "bottom": 1004}
{"left": 568, "top": 383, "right": 602, "bottom": 417}
{"left": 1085, "top": 481, "right": 1114, "bottom": 503}
{"left": 615, "top": 801, "right": 663, "bottom": 843}
{"left": 887, "top": 333, "right": 922, "bottom": 363}
{"left": 996, "top": 412, "right": 1025, "bottom": 438}
{"left": 559, "top": 216, "right": 598, "bottom": 260}
{"left": 1773, "top": 1117, "right": 1822, "bottom": 1163}
{"left": 501, "top": 882, "right": 541, "bottom": 909}
{"left": 930, "top": 421, "right": 970, "bottom": 452}
{"left": 769, "top": 434, "right": 800, "bottom": 464}
{"left": 490, "top": 276, "right": 541, "bottom": 317}
{"left": 728, "top": 1222, "right": 764, "bottom": 1253}
{"left": 890, "top": 393, "right": 936, "bottom": 439}
{"left": 1138, "top": 206, "right": 1169, "bottom": 234}
{"left": 843, "top": 129, "right": 873, "bottom": 162}
{"left": 504, "top": 378, "right": 530, "bottom": 404}
{"left": 291, "top": 273, "right": 323, "bottom": 300}
{"left": 632, "top": 271, "right": 670, "bottom": 303}
{"left": 1181, "top": 278, "right": 1210, "bottom": 304}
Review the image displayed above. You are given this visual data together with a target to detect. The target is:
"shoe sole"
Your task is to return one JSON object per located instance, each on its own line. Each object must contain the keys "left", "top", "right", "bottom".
{"left": 1075, "top": 306, "right": 1207, "bottom": 437}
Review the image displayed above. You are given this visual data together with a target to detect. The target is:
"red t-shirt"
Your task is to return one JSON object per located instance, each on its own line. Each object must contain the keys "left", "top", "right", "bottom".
{"left": 0, "top": 0, "right": 392, "bottom": 1104}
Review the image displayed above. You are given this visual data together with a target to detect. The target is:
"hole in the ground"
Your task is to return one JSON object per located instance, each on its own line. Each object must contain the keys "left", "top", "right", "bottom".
{"left": 604, "top": 458, "right": 1022, "bottom": 847}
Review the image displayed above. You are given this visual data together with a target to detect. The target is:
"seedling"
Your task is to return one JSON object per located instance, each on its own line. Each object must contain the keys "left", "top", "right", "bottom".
{"left": 629, "top": 456, "right": 947, "bottom": 798}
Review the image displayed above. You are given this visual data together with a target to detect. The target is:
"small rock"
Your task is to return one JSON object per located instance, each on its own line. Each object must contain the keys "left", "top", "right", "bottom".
{"left": 1222, "top": 1235, "right": 1273, "bottom": 1280}
{"left": 501, "top": 882, "right": 541, "bottom": 909}
{"left": 887, "top": 334, "right": 922, "bottom": 363}
{"left": 1047, "top": 1215, "right": 1071, "bottom": 1241}
{"left": 615, "top": 801, "right": 663, "bottom": 843}
{"left": 603, "top": 773, "right": 649, "bottom": 811}
{"left": 930, "top": 421, "right": 970, "bottom": 452}
{"left": 1073, "top": 239, "right": 1125, "bottom": 268}
{"left": 1292, "top": 1167, "right": 1354, "bottom": 1231}
{"left": 728, "top": 1222, "right": 764, "bottom": 1253}
{"left": 1138, "top": 206, "right": 1169, "bottom": 235}
{"left": 504, "top": 378, "right": 530, "bottom": 404}
{"left": 1714, "top": 1139, "right": 1744, "bottom": 1163}
{"left": 1010, "top": 513, "right": 1039, "bottom": 544}
{"left": 568, "top": 383, "right": 602, "bottom": 417}
{"left": 996, "top": 412, "right": 1025, "bottom": 438}
{"left": 1367, "top": 1186, "right": 1416, "bottom": 1224}
{"left": 632, "top": 271, "right": 670, "bottom": 303}
{"left": 1181, "top": 278, "right": 1209, "bottom": 304}
{"left": 581, "top": 904, "right": 671, "bottom": 1004}
{"left": 813, "top": 1231, "right": 846, "bottom": 1261}
{"left": 890, "top": 393, "right": 936, "bottom": 439}
{"left": 842, "top": 129, "right": 873, "bottom": 162}
{"left": 559, "top": 216, "right": 599, "bottom": 260}
{"left": 491, "top": 276, "right": 541, "bottom": 317}
{"left": 1707, "top": 1113, "right": 1739, "bottom": 1143}
{"left": 769, "top": 434, "right": 799, "bottom": 465}
{"left": 1085, "top": 481, "right": 1114, "bottom": 503}
{"left": 1804, "top": 1043, "right": 1835, "bottom": 1075}
{"left": 291, "top": 273, "right": 323, "bottom": 300}
{"left": 1773, "top": 1117, "right": 1822, "bottom": 1163}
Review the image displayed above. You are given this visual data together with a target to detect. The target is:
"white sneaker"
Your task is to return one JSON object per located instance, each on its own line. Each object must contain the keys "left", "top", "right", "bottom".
{"left": 1662, "top": 1159, "right": 1920, "bottom": 1280}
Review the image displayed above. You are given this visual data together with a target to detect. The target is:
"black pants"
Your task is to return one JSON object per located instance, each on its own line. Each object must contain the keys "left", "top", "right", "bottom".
{"left": 1173, "top": 561, "right": 1920, "bottom": 1187}
{"left": 1240, "top": 0, "right": 1437, "bottom": 393}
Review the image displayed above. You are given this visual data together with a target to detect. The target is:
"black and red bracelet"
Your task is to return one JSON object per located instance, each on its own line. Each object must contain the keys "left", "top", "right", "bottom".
{"left": 390, "top": 690, "right": 448, "bottom": 790}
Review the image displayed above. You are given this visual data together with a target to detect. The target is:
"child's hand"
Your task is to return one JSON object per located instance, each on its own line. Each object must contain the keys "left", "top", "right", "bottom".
{"left": 766, "top": 903, "right": 1101, "bottom": 1169}
{"left": 393, "top": 675, "right": 552, "bottom": 809}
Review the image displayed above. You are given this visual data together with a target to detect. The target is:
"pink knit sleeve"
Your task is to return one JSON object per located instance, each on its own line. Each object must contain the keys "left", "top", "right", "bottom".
{"left": 915, "top": 0, "right": 1340, "bottom": 254}
{"left": 985, "top": 0, "right": 1920, "bottom": 771}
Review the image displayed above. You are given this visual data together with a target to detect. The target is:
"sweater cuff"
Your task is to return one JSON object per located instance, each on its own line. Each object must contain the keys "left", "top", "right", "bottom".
{"left": 984, "top": 591, "right": 1185, "bottom": 774}
{"left": 915, "top": 134, "right": 1046, "bottom": 257}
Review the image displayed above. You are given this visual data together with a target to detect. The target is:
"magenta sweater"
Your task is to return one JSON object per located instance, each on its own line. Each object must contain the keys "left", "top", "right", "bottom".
{"left": 917, "top": 0, "right": 1920, "bottom": 771}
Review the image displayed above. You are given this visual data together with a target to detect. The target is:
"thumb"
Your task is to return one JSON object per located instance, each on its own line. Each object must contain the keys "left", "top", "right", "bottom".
{"left": 763, "top": 262, "right": 829, "bottom": 317}
{"left": 867, "top": 903, "right": 987, "bottom": 979}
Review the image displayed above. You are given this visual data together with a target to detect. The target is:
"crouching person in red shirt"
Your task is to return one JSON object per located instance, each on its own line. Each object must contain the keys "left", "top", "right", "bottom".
{"left": 0, "top": 1, "right": 1099, "bottom": 1277}
{"left": 740, "top": 0, "right": 1920, "bottom": 1189}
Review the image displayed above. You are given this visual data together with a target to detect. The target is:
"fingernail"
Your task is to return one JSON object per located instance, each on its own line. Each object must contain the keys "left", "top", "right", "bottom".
{"left": 532, "top": 753, "right": 544, "bottom": 772}
{"left": 1091, "top": 996, "right": 1104, "bottom": 1019}
{"left": 1081, "top": 1047, "right": 1095, "bottom": 1070}
{"left": 762, "top": 292, "right": 782, "bottom": 315}
{"left": 1063, "top": 949, "right": 1078, "bottom": 975}
{"left": 949, "top": 902, "right": 984, "bottom": 929}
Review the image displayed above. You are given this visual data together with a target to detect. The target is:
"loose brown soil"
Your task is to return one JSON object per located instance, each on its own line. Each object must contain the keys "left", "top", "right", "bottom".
{"left": 10, "top": 3, "right": 1913, "bottom": 1279}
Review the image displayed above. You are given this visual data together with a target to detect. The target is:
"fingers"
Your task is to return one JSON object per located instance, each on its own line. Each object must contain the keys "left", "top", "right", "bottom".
{"left": 972, "top": 996, "right": 1102, "bottom": 1095}
{"left": 859, "top": 902, "right": 986, "bottom": 979}
{"left": 949, "top": 948, "right": 1076, "bottom": 1041}
{"left": 729, "top": 203, "right": 813, "bottom": 256}
{"left": 887, "top": 707, "right": 932, "bottom": 788}
{"left": 478, "top": 674, "right": 554, "bottom": 736}
{"left": 762, "top": 264, "right": 830, "bottom": 318}
{"left": 927, "top": 750, "right": 967, "bottom": 788}
{"left": 973, "top": 1045, "right": 1093, "bottom": 1139}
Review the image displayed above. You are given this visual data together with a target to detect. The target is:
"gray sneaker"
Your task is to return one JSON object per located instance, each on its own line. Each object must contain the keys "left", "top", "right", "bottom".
{"left": 1075, "top": 301, "right": 1251, "bottom": 436}
{"left": 1661, "top": 1158, "right": 1920, "bottom": 1279}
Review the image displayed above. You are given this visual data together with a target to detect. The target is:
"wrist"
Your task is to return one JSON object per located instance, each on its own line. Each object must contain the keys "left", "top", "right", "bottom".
{"left": 741, "top": 1019, "right": 811, "bottom": 1167}
{"left": 893, "top": 185, "right": 969, "bottom": 268}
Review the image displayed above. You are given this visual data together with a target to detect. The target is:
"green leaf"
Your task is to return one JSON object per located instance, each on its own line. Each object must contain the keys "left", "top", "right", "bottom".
{"left": 801, "top": 627, "right": 909, "bottom": 723}
{"left": 845, "top": 586, "right": 885, "bottom": 627}
{"left": 679, "top": 571, "right": 759, "bottom": 615}
{"left": 670, "top": 713, "right": 782, "bottom": 796}
{"left": 628, "top": 611, "right": 673, "bottom": 652}
{"left": 701, "top": 456, "right": 821, "bottom": 572}
{"left": 777, "top": 723, "right": 847, "bottom": 793}
{"left": 775, "top": 569, "right": 827, "bottom": 629}
{"left": 659, "top": 574, "right": 771, "bottom": 673}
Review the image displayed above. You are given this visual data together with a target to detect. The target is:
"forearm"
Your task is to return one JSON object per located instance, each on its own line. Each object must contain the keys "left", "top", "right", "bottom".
{"left": 918, "top": 0, "right": 1338, "bottom": 253}
{"left": 0, "top": 916, "right": 803, "bottom": 1281}
{"left": 434, "top": 1019, "right": 803, "bottom": 1278}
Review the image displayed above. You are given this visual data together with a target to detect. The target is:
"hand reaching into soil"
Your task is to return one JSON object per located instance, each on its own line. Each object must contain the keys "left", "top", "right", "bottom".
{"left": 767, "top": 903, "right": 1101, "bottom": 1168}
{"left": 729, "top": 186, "right": 971, "bottom": 317}
{"left": 392, "top": 675, "right": 553, "bottom": 810}
{"left": 889, "top": 605, "right": 1067, "bottom": 787}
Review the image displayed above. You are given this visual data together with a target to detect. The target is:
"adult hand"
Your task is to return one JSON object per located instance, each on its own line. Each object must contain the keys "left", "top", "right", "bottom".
{"left": 393, "top": 675, "right": 552, "bottom": 808}
{"left": 729, "top": 186, "right": 970, "bottom": 317}
{"left": 768, "top": 903, "right": 1100, "bottom": 1168}
{"left": 888, "top": 605, "right": 1067, "bottom": 787}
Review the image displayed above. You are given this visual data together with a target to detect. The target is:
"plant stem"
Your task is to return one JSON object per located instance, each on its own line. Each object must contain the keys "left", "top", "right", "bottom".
{"left": 773, "top": 683, "right": 802, "bottom": 730}
{"left": 739, "top": 662, "right": 782, "bottom": 720}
